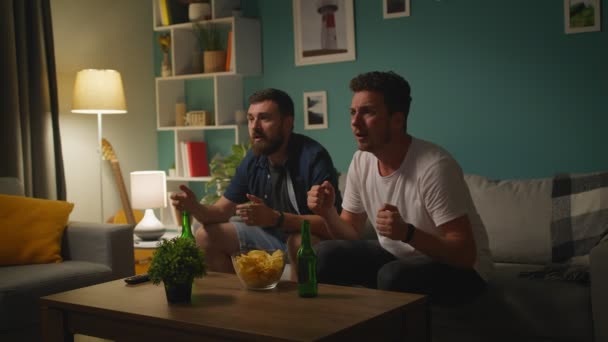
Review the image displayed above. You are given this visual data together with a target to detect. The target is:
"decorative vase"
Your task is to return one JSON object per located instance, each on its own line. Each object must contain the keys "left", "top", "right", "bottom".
{"left": 189, "top": 3, "right": 211, "bottom": 21}
{"left": 161, "top": 52, "right": 171, "bottom": 77}
{"left": 164, "top": 281, "right": 193, "bottom": 303}
{"left": 203, "top": 50, "right": 226, "bottom": 73}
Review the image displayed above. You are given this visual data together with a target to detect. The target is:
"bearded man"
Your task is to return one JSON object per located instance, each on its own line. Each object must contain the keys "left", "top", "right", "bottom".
{"left": 171, "top": 88, "right": 341, "bottom": 280}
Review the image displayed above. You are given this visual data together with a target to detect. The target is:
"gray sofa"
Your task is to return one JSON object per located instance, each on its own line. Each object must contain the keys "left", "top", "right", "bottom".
{"left": 0, "top": 177, "right": 135, "bottom": 341}
{"left": 430, "top": 173, "right": 607, "bottom": 342}
{"left": 321, "top": 172, "right": 606, "bottom": 342}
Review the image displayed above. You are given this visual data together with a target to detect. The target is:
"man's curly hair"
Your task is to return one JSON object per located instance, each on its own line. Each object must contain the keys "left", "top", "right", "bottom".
{"left": 349, "top": 71, "right": 412, "bottom": 120}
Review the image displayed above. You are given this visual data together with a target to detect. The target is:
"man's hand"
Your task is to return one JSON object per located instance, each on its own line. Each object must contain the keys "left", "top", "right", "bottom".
{"left": 376, "top": 203, "right": 408, "bottom": 241}
{"left": 307, "top": 180, "right": 336, "bottom": 218}
{"left": 236, "top": 194, "right": 278, "bottom": 227}
{"left": 170, "top": 185, "right": 201, "bottom": 215}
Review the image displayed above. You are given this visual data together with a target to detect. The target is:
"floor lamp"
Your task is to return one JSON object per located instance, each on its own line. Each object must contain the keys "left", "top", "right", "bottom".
{"left": 71, "top": 69, "right": 127, "bottom": 222}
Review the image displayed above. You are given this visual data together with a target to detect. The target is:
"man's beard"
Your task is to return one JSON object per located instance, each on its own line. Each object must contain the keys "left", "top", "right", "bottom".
{"left": 250, "top": 130, "right": 285, "bottom": 156}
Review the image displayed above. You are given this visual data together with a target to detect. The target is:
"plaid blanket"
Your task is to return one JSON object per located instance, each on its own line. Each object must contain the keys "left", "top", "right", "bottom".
{"left": 521, "top": 172, "right": 608, "bottom": 284}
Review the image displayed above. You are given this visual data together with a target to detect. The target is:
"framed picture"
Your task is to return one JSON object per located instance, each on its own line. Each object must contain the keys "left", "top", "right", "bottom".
{"left": 303, "top": 91, "right": 328, "bottom": 130}
{"left": 564, "top": 0, "right": 601, "bottom": 34}
{"left": 293, "top": 0, "right": 356, "bottom": 66}
{"left": 383, "top": 0, "right": 410, "bottom": 19}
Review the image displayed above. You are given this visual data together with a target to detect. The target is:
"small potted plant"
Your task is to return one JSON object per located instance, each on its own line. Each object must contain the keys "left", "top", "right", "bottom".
{"left": 192, "top": 22, "right": 226, "bottom": 73}
{"left": 148, "top": 237, "right": 207, "bottom": 303}
{"left": 202, "top": 143, "right": 249, "bottom": 204}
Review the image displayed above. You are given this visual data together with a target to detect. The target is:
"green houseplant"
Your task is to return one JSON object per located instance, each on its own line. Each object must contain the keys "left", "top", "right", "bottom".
{"left": 192, "top": 22, "right": 226, "bottom": 73}
{"left": 201, "top": 143, "right": 249, "bottom": 205}
{"left": 148, "top": 238, "right": 207, "bottom": 303}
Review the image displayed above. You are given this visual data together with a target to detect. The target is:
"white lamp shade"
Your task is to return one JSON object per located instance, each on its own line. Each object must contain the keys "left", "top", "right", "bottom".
{"left": 71, "top": 69, "right": 127, "bottom": 114}
{"left": 130, "top": 171, "right": 167, "bottom": 209}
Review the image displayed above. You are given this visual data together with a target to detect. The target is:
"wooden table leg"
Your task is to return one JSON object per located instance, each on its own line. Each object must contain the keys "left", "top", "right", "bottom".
{"left": 41, "top": 306, "right": 73, "bottom": 342}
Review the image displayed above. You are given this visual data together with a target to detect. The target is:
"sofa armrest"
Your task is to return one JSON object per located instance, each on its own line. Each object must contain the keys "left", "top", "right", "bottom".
{"left": 591, "top": 241, "right": 608, "bottom": 342}
{"left": 62, "top": 221, "right": 135, "bottom": 279}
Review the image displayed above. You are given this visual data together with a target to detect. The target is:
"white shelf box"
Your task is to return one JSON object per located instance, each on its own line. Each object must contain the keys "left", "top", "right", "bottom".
{"left": 153, "top": 0, "right": 242, "bottom": 29}
{"left": 154, "top": 16, "right": 260, "bottom": 77}
{"left": 156, "top": 75, "right": 243, "bottom": 129}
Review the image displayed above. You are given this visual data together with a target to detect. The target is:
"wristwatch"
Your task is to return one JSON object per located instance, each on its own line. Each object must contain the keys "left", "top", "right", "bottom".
{"left": 273, "top": 211, "right": 284, "bottom": 228}
{"left": 403, "top": 223, "right": 416, "bottom": 243}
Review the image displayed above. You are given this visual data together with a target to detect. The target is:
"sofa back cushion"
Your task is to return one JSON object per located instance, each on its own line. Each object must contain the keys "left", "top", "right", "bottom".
{"left": 465, "top": 174, "right": 552, "bottom": 264}
{"left": 0, "top": 194, "right": 74, "bottom": 266}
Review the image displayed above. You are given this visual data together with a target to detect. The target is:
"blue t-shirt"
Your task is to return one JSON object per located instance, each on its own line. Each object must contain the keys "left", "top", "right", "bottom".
{"left": 224, "top": 133, "right": 342, "bottom": 215}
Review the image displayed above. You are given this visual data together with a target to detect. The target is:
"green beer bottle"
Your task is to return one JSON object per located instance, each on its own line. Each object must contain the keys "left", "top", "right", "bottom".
{"left": 297, "top": 220, "right": 317, "bottom": 297}
{"left": 180, "top": 210, "right": 195, "bottom": 241}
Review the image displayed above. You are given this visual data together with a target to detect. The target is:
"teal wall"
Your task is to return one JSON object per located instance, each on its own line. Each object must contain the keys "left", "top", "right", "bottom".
{"left": 242, "top": 0, "right": 607, "bottom": 179}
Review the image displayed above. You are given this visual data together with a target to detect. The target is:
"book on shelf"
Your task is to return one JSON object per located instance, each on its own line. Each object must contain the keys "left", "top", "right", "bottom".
{"left": 159, "top": 0, "right": 171, "bottom": 26}
{"left": 179, "top": 141, "right": 190, "bottom": 177}
{"left": 158, "top": 0, "right": 188, "bottom": 27}
{"left": 225, "top": 31, "right": 233, "bottom": 72}
{"left": 182, "top": 141, "right": 209, "bottom": 177}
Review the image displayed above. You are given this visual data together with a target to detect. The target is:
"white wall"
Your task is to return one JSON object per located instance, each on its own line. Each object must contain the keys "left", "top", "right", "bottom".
{"left": 52, "top": 0, "right": 156, "bottom": 222}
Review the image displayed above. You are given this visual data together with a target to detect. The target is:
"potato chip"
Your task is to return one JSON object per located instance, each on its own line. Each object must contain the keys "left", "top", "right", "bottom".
{"left": 233, "top": 249, "right": 285, "bottom": 289}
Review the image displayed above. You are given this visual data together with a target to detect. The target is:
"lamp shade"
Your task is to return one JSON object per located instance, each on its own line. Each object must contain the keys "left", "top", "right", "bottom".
{"left": 71, "top": 69, "right": 127, "bottom": 114}
{"left": 130, "top": 171, "right": 167, "bottom": 209}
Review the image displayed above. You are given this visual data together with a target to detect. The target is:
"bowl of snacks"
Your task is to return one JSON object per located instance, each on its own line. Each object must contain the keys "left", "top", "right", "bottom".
{"left": 231, "top": 248, "right": 286, "bottom": 290}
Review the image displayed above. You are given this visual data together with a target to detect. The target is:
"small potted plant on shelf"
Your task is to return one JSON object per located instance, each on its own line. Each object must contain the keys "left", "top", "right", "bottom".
{"left": 201, "top": 143, "right": 249, "bottom": 205}
{"left": 192, "top": 22, "right": 226, "bottom": 73}
{"left": 148, "top": 237, "right": 207, "bottom": 303}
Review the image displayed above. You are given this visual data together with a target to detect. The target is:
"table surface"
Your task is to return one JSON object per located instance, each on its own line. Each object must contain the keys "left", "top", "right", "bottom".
{"left": 133, "top": 230, "right": 179, "bottom": 249}
{"left": 40, "top": 272, "right": 428, "bottom": 341}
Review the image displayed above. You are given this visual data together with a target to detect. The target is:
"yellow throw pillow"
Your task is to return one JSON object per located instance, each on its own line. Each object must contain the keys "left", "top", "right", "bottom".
{"left": 0, "top": 194, "right": 74, "bottom": 266}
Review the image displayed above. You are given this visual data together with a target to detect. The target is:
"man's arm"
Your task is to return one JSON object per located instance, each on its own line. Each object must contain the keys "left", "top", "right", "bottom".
{"left": 376, "top": 205, "right": 476, "bottom": 268}
{"left": 235, "top": 194, "right": 331, "bottom": 238}
{"left": 192, "top": 196, "right": 237, "bottom": 224}
{"left": 171, "top": 185, "right": 236, "bottom": 224}
{"left": 308, "top": 181, "right": 368, "bottom": 240}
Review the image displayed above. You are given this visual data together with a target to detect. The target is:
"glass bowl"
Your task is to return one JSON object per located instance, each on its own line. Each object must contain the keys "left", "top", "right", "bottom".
{"left": 231, "top": 248, "right": 286, "bottom": 290}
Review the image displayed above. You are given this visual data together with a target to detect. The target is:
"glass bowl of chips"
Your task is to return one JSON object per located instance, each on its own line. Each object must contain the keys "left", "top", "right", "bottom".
{"left": 231, "top": 248, "right": 286, "bottom": 290}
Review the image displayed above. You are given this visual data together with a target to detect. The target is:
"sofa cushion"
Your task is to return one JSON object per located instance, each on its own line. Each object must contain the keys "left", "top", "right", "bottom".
{"left": 0, "top": 261, "right": 113, "bottom": 331}
{"left": 432, "top": 263, "right": 593, "bottom": 342}
{"left": 551, "top": 171, "right": 608, "bottom": 262}
{"left": 0, "top": 195, "right": 74, "bottom": 266}
{"left": 465, "top": 174, "right": 552, "bottom": 264}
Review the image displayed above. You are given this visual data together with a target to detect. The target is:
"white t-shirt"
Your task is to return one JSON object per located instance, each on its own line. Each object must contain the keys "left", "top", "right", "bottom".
{"left": 342, "top": 137, "right": 493, "bottom": 281}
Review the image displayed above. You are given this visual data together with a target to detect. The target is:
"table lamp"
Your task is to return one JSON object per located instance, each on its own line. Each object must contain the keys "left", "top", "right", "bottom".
{"left": 130, "top": 171, "right": 167, "bottom": 240}
{"left": 71, "top": 69, "right": 127, "bottom": 222}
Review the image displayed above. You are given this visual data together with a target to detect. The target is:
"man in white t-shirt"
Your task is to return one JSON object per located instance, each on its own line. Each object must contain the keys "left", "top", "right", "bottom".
{"left": 307, "top": 71, "right": 493, "bottom": 303}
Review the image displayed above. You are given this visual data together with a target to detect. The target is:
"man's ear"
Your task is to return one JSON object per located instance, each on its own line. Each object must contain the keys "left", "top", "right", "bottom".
{"left": 284, "top": 115, "right": 294, "bottom": 131}
{"left": 392, "top": 111, "right": 406, "bottom": 131}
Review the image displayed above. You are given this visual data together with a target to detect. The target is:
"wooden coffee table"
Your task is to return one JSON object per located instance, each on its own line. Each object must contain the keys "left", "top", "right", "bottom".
{"left": 40, "top": 272, "right": 428, "bottom": 341}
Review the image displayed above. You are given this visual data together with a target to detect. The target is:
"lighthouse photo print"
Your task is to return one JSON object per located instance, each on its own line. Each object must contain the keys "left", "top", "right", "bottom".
{"left": 293, "top": 0, "right": 356, "bottom": 66}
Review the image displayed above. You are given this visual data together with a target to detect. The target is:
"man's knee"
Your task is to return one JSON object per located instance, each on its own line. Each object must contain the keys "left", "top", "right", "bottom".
{"left": 377, "top": 261, "right": 432, "bottom": 293}
{"left": 314, "top": 241, "right": 347, "bottom": 278}
{"left": 195, "top": 225, "right": 209, "bottom": 249}
{"left": 195, "top": 223, "right": 232, "bottom": 250}
{"left": 376, "top": 262, "right": 404, "bottom": 291}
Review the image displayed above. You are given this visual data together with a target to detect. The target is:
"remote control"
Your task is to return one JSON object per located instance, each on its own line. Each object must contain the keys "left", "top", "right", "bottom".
{"left": 124, "top": 274, "right": 150, "bottom": 285}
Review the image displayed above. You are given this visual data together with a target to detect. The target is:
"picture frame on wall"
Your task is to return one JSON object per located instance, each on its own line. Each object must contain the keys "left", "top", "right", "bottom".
{"left": 383, "top": 0, "right": 410, "bottom": 19}
{"left": 564, "top": 0, "right": 601, "bottom": 34}
{"left": 303, "top": 91, "right": 328, "bottom": 130}
{"left": 293, "top": 0, "right": 356, "bottom": 66}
